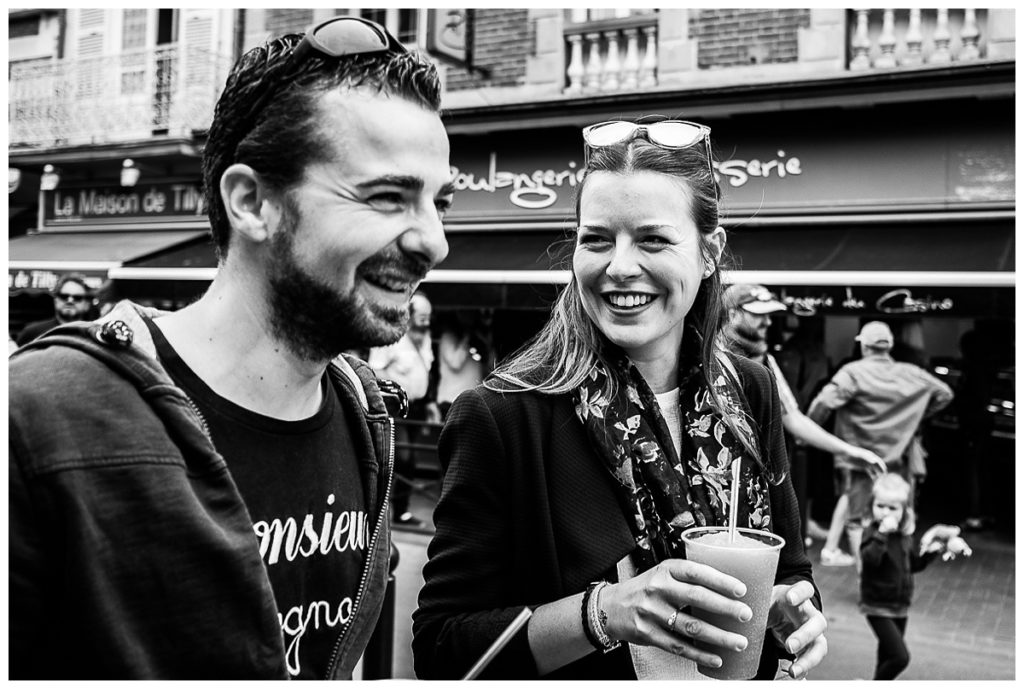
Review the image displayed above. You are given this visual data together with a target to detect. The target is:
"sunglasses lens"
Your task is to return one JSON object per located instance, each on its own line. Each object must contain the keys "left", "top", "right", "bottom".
{"left": 584, "top": 121, "right": 640, "bottom": 147}
{"left": 647, "top": 122, "right": 705, "bottom": 148}
{"left": 310, "top": 17, "right": 392, "bottom": 56}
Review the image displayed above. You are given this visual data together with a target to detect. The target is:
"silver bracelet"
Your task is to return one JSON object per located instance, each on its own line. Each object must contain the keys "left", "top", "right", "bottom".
{"left": 587, "top": 581, "right": 621, "bottom": 652}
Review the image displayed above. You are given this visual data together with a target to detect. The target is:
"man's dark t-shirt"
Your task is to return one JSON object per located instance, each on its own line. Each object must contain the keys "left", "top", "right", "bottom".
{"left": 146, "top": 318, "right": 368, "bottom": 678}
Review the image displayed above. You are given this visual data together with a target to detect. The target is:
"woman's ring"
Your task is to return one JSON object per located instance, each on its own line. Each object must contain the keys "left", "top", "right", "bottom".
{"left": 666, "top": 608, "right": 680, "bottom": 630}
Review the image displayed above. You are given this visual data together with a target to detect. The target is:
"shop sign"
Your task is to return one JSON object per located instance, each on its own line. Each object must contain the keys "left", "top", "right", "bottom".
{"left": 715, "top": 151, "right": 803, "bottom": 188}
{"left": 8, "top": 269, "right": 104, "bottom": 293}
{"left": 449, "top": 150, "right": 804, "bottom": 212}
{"left": 780, "top": 286, "right": 972, "bottom": 317}
{"left": 447, "top": 118, "right": 1011, "bottom": 221}
{"left": 426, "top": 9, "right": 469, "bottom": 65}
{"left": 42, "top": 181, "right": 205, "bottom": 226}
{"left": 451, "top": 153, "right": 585, "bottom": 211}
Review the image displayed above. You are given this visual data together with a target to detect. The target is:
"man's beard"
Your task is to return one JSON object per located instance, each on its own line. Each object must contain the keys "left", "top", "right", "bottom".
{"left": 56, "top": 305, "right": 88, "bottom": 323}
{"left": 264, "top": 201, "right": 429, "bottom": 362}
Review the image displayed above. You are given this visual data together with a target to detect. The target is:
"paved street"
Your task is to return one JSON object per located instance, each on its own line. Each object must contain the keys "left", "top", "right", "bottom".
{"left": 377, "top": 491, "right": 1015, "bottom": 681}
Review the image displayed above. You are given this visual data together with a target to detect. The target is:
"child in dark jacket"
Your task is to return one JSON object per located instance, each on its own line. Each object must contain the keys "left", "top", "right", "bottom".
{"left": 859, "top": 474, "right": 972, "bottom": 680}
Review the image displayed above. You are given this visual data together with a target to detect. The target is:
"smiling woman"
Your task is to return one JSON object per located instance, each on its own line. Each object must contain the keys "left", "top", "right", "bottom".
{"left": 573, "top": 170, "right": 724, "bottom": 386}
{"left": 412, "top": 118, "right": 829, "bottom": 681}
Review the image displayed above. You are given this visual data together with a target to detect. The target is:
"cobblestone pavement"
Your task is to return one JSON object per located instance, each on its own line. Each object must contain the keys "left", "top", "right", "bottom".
{"left": 804, "top": 526, "right": 1015, "bottom": 680}
{"left": 383, "top": 492, "right": 1015, "bottom": 681}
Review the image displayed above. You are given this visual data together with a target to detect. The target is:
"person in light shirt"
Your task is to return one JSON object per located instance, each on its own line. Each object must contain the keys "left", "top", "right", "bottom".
{"left": 809, "top": 321, "right": 953, "bottom": 570}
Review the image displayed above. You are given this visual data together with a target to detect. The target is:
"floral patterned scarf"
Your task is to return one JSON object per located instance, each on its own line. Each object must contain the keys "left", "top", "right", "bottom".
{"left": 572, "top": 340, "right": 773, "bottom": 573}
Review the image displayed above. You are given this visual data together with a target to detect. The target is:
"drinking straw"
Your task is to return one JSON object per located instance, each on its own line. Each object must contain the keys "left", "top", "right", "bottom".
{"left": 462, "top": 607, "right": 533, "bottom": 680}
{"left": 729, "top": 458, "right": 741, "bottom": 543}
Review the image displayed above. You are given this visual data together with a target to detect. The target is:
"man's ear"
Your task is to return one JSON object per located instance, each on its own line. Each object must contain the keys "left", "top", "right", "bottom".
{"left": 220, "top": 163, "right": 270, "bottom": 244}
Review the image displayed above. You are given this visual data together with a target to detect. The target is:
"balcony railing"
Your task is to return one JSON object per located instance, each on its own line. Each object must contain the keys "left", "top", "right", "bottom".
{"left": 848, "top": 9, "right": 987, "bottom": 70}
{"left": 563, "top": 11, "right": 659, "bottom": 95}
{"left": 9, "top": 44, "right": 235, "bottom": 148}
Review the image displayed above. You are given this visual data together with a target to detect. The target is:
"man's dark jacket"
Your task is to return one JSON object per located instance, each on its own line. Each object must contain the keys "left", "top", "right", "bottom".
{"left": 9, "top": 301, "right": 396, "bottom": 679}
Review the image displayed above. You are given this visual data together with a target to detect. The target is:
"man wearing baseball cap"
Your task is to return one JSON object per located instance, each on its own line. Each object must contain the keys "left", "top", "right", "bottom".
{"left": 809, "top": 321, "right": 953, "bottom": 569}
{"left": 722, "top": 285, "right": 885, "bottom": 566}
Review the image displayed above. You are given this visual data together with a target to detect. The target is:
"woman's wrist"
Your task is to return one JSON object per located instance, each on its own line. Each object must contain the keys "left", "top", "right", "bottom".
{"left": 581, "top": 581, "right": 621, "bottom": 653}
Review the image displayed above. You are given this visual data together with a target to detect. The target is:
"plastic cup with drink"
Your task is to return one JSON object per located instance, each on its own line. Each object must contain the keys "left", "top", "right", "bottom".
{"left": 679, "top": 460, "right": 785, "bottom": 679}
{"left": 681, "top": 526, "right": 784, "bottom": 679}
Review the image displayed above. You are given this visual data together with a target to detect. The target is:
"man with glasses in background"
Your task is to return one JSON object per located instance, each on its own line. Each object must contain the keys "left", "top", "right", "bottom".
{"left": 15, "top": 272, "right": 95, "bottom": 346}
{"left": 10, "top": 17, "right": 453, "bottom": 679}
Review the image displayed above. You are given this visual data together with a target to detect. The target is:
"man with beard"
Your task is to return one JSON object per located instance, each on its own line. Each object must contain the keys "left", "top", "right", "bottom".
{"left": 369, "top": 291, "right": 441, "bottom": 527}
{"left": 722, "top": 284, "right": 884, "bottom": 567}
{"left": 9, "top": 17, "right": 453, "bottom": 680}
{"left": 15, "top": 272, "right": 96, "bottom": 346}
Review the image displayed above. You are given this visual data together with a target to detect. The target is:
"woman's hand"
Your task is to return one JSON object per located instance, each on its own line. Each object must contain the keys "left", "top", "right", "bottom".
{"left": 766, "top": 581, "right": 828, "bottom": 679}
{"left": 599, "top": 559, "right": 751, "bottom": 669}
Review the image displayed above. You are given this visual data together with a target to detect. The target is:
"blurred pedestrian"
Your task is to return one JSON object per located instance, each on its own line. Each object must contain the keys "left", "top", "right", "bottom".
{"left": 10, "top": 16, "right": 452, "bottom": 679}
{"left": 435, "top": 311, "right": 488, "bottom": 419}
{"left": 955, "top": 329, "right": 999, "bottom": 531}
{"left": 774, "top": 315, "right": 834, "bottom": 540}
{"left": 414, "top": 118, "right": 827, "bottom": 680}
{"left": 859, "top": 473, "right": 972, "bottom": 680}
{"left": 722, "top": 284, "right": 884, "bottom": 566}
{"left": 370, "top": 291, "right": 441, "bottom": 527}
{"left": 93, "top": 279, "right": 121, "bottom": 318}
{"left": 809, "top": 321, "right": 953, "bottom": 570}
{"left": 15, "top": 272, "right": 95, "bottom": 346}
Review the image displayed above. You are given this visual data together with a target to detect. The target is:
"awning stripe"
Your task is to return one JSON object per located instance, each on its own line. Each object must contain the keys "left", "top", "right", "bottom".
{"left": 107, "top": 266, "right": 1014, "bottom": 289}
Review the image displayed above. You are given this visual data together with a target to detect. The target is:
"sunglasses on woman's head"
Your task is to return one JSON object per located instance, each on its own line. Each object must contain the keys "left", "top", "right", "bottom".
{"left": 240, "top": 16, "right": 407, "bottom": 135}
{"left": 582, "top": 120, "right": 714, "bottom": 176}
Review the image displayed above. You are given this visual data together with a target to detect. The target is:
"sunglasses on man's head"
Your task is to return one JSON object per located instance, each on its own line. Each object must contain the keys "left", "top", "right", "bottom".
{"left": 582, "top": 120, "right": 714, "bottom": 176}
{"left": 240, "top": 16, "right": 407, "bottom": 136}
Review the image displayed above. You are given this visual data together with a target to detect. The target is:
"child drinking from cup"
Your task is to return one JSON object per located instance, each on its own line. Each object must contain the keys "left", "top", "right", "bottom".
{"left": 859, "top": 473, "right": 972, "bottom": 679}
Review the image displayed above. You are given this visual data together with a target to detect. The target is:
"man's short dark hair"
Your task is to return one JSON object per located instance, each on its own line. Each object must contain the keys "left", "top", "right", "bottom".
{"left": 202, "top": 29, "right": 442, "bottom": 259}
{"left": 53, "top": 272, "right": 92, "bottom": 296}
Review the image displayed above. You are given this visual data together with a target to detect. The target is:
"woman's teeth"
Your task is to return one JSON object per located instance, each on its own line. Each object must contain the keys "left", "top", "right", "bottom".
{"left": 607, "top": 293, "right": 653, "bottom": 308}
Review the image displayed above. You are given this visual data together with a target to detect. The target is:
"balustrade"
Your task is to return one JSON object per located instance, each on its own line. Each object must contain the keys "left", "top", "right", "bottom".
{"left": 563, "top": 14, "right": 658, "bottom": 95}
{"left": 9, "top": 45, "right": 234, "bottom": 147}
{"left": 848, "top": 8, "right": 987, "bottom": 71}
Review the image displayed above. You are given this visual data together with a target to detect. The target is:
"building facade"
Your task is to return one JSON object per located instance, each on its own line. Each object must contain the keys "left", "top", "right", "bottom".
{"left": 8, "top": 7, "right": 235, "bottom": 325}
{"left": 8, "top": 8, "right": 1016, "bottom": 521}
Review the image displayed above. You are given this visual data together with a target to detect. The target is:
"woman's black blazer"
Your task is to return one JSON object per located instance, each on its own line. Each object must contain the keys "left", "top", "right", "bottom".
{"left": 412, "top": 353, "right": 818, "bottom": 680}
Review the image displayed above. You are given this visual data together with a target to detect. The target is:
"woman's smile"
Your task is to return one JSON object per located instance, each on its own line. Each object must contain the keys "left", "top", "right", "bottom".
{"left": 603, "top": 291, "right": 658, "bottom": 311}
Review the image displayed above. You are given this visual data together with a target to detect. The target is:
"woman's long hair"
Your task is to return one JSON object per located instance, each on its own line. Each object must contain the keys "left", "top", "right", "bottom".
{"left": 487, "top": 127, "right": 762, "bottom": 464}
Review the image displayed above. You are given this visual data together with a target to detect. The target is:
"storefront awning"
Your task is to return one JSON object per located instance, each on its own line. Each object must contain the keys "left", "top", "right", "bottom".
{"left": 108, "top": 221, "right": 1014, "bottom": 289}
{"left": 8, "top": 229, "right": 208, "bottom": 293}
{"left": 432, "top": 222, "right": 1014, "bottom": 288}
